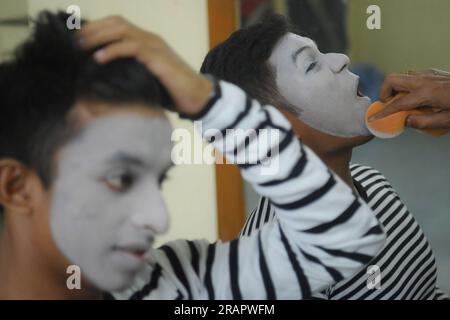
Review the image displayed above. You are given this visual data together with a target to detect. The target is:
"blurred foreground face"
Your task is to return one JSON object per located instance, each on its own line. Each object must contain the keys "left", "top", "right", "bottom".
{"left": 49, "top": 108, "right": 173, "bottom": 292}
{"left": 269, "top": 33, "right": 372, "bottom": 138}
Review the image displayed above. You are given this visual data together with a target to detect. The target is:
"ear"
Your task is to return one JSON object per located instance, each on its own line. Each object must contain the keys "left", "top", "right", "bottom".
{"left": 0, "top": 159, "right": 34, "bottom": 216}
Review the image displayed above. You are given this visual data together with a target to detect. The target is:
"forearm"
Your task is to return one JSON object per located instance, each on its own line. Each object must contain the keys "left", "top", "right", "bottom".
{"left": 182, "top": 78, "right": 386, "bottom": 296}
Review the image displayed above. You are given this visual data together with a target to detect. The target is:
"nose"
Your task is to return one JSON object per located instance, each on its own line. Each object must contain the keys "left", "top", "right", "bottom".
{"left": 129, "top": 183, "right": 170, "bottom": 235}
{"left": 325, "top": 53, "right": 350, "bottom": 74}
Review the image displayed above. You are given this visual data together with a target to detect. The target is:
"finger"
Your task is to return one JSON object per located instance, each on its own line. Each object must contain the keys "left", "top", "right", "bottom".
{"left": 93, "top": 40, "right": 140, "bottom": 64}
{"left": 406, "top": 111, "right": 450, "bottom": 129}
{"left": 79, "top": 15, "right": 126, "bottom": 38}
{"left": 79, "top": 24, "right": 129, "bottom": 50}
{"left": 379, "top": 73, "right": 415, "bottom": 101}
{"left": 428, "top": 68, "right": 450, "bottom": 77}
{"left": 401, "top": 69, "right": 450, "bottom": 78}
{"left": 369, "top": 93, "right": 423, "bottom": 121}
{"left": 403, "top": 70, "right": 423, "bottom": 76}
{"left": 406, "top": 69, "right": 437, "bottom": 76}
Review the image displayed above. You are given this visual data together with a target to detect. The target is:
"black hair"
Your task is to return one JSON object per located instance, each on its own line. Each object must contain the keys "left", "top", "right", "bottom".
{"left": 0, "top": 11, "right": 174, "bottom": 188}
{"left": 200, "top": 14, "right": 297, "bottom": 114}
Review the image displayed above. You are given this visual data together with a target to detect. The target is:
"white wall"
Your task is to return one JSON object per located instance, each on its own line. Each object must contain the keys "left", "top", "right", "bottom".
{"left": 27, "top": 0, "right": 218, "bottom": 245}
{"left": 0, "top": 0, "right": 29, "bottom": 60}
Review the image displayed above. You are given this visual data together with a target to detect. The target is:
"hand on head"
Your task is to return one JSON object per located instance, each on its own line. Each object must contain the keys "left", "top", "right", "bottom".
{"left": 78, "top": 16, "right": 212, "bottom": 115}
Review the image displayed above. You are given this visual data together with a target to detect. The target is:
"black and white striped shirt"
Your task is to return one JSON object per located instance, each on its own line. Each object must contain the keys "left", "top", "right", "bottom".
{"left": 112, "top": 79, "right": 385, "bottom": 300}
{"left": 241, "top": 163, "right": 449, "bottom": 300}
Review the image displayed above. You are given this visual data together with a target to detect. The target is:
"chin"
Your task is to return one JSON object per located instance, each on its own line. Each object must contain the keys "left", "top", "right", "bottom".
{"left": 93, "top": 272, "right": 135, "bottom": 293}
{"left": 349, "top": 134, "right": 374, "bottom": 147}
{"left": 327, "top": 132, "right": 373, "bottom": 153}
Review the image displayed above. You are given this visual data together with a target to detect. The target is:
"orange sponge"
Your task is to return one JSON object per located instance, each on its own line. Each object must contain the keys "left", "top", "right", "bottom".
{"left": 365, "top": 94, "right": 450, "bottom": 138}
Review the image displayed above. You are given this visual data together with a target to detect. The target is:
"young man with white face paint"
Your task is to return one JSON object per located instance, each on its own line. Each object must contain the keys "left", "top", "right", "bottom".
{"left": 0, "top": 12, "right": 177, "bottom": 299}
{"left": 0, "top": 12, "right": 386, "bottom": 299}
{"left": 268, "top": 33, "right": 371, "bottom": 138}
{"left": 201, "top": 15, "right": 448, "bottom": 300}
{"left": 50, "top": 113, "right": 174, "bottom": 292}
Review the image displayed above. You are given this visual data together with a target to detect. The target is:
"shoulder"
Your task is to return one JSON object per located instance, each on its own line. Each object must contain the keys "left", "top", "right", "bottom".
{"left": 350, "top": 163, "right": 400, "bottom": 199}
{"left": 113, "top": 238, "right": 215, "bottom": 300}
{"left": 350, "top": 163, "right": 389, "bottom": 184}
{"left": 241, "top": 196, "right": 276, "bottom": 237}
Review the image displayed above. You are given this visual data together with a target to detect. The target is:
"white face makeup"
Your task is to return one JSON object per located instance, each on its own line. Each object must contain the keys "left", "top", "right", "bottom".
{"left": 50, "top": 113, "right": 173, "bottom": 292}
{"left": 269, "top": 33, "right": 372, "bottom": 137}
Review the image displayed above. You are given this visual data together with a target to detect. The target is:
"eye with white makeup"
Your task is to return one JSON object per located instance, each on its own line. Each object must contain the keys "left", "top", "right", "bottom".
{"left": 100, "top": 161, "right": 172, "bottom": 193}
{"left": 299, "top": 54, "right": 318, "bottom": 74}
{"left": 102, "top": 167, "right": 138, "bottom": 193}
{"left": 305, "top": 60, "right": 318, "bottom": 73}
{"left": 293, "top": 45, "right": 320, "bottom": 74}
{"left": 103, "top": 168, "right": 171, "bottom": 193}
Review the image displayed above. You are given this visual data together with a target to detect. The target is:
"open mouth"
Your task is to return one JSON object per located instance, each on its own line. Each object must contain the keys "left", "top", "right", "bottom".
{"left": 356, "top": 80, "right": 365, "bottom": 97}
{"left": 113, "top": 245, "right": 149, "bottom": 261}
{"left": 127, "top": 249, "right": 147, "bottom": 260}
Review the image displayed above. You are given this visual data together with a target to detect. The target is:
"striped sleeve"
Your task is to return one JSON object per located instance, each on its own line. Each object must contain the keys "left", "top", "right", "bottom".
{"left": 116, "top": 79, "right": 386, "bottom": 300}
{"left": 433, "top": 287, "right": 450, "bottom": 300}
{"left": 241, "top": 197, "right": 276, "bottom": 237}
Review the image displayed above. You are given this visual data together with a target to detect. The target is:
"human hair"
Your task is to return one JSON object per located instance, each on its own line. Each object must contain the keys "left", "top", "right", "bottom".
{"left": 200, "top": 14, "right": 297, "bottom": 114}
{"left": 0, "top": 11, "right": 174, "bottom": 215}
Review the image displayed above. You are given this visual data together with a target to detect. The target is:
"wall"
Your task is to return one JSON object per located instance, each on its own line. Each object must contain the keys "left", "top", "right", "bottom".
{"left": 348, "top": 0, "right": 450, "bottom": 73}
{"left": 27, "top": 0, "right": 218, "bottom": 245}
{"left": 0, "top": 0, "right": 29, "bottom": 60}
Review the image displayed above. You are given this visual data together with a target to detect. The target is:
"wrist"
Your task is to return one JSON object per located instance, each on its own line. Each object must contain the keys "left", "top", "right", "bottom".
{"left": 179, "top": 75, "right": 220, "bottom": 120}
{"left": 190, "top": 75, "right": 214, "bottom": 113}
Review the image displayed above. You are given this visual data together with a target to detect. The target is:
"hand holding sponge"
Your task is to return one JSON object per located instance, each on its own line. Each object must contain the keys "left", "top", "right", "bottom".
{"left": 365, "top": 94, "right": 450, "bottom": 138}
